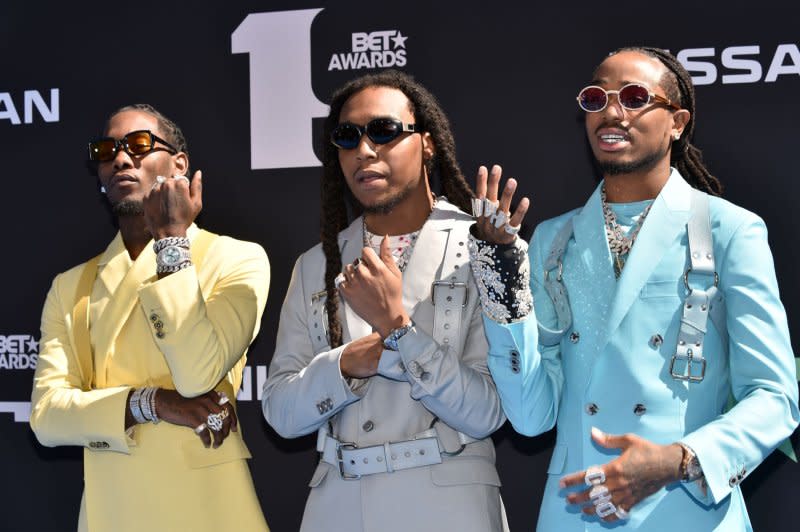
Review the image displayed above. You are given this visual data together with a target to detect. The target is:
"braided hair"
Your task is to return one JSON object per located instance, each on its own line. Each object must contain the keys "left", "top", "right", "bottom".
{"left": 607, "top": 47, "right": 722, "bottom": 196}
{"left": 320, "top": 70, "right": 474, "bottom": 348}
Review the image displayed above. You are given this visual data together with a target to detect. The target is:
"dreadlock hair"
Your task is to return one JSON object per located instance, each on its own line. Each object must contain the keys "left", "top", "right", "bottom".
{"left": 88, "top": 103, "right": 189, "bottom": 177}
{"left": 320, "top": 69, "right": 474, "bottom": 348}
{"left": 605, "top": 47, "right": 722, "bottom": 196}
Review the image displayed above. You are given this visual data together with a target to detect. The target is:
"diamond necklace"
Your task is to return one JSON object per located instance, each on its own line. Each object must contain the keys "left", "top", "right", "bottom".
{"left": 601, "top": 187, "right": 653, "bottom": 279}
{"left": 361, "top": 197, "right": 437, "bottom": 273}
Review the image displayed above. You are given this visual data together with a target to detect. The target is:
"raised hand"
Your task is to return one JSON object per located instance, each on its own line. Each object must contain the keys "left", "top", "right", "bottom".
{"left": 143, "top": 170, "right": 203, "bottom": 240}
{"left": 472, "top": 164, "right": 530, "bottom": 244}
{"left": 338, "top": 237, "right": 410, "bottom": 338}
{"left": 559, "top": 427, "right": 683, "bottom": 522}
{"left": 153, "top": 389, "right": 238, "bottom": 449}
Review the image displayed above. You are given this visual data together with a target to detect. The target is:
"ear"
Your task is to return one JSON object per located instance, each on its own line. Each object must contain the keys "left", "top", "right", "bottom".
{"left": 671, "top": 108, "right": 691, "bottom": 139}
{"left": 173, "top": 152, "right": 189, "bottom": 176}
{"left": 421, "top": 132, "right": 436, "bottom": 161}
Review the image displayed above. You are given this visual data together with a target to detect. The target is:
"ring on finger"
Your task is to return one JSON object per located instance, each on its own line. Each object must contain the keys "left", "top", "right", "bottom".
{"left": 173, "top": 175, "right": 190, "bottom": 184}
{"left": 492, "top": 211, "right": 509, "bottom": 228}
{"left": 589, "top": 485, "right": 611, "bottom": 505}
{"left": 585, "top": 466, "right": 606, "bottom": 485}
{"left": 471, "top": 198, "right": 484, "bottom": 218}
{"left": 483, "top": 199, "right": 499, "bottom": 217}
{"left": 334, "top": 273, "right": 346, "bottom": 289}
{"left": 193, "top": 423, "right": 207, "bottom": 434}
{"left": 504, "top": 224, "right": 520, "bottom": 235}
{"left": 615, "top": 507, "right": 630, "bottom": 520}
{"left": 218, "top": 392, "right": 229, "bottom": 406}
{"left": 352, "top": 258, "right": 361, "bottom": 270}
{"left": 595, "top": 500, "right": 617, "bottom": 518}
{"left": 207, "top": 411, "right": 226, "bottom": 432}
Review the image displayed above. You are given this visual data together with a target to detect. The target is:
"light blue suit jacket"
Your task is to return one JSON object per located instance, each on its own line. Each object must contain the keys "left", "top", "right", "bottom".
{"left": 484, "top": 171, "right": 798, "bottom": 531}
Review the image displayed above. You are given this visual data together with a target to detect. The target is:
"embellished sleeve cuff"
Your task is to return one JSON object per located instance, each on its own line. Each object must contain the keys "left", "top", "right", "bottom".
{"left": 467, "top": 226, "right": 532, "bottom": 323}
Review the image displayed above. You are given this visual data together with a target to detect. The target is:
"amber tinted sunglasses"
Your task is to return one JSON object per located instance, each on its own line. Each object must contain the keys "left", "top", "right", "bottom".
{"left": 88, "top": 130, "right": 177, "bottom": 162}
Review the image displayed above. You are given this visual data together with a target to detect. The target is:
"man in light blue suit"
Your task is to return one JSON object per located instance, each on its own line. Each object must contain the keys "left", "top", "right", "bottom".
{"left": 469, "top": 47, "right": 798, "bottom": 530}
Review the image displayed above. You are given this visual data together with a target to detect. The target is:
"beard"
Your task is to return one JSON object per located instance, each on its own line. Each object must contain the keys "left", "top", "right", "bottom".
{"left": 356, "top": 180, "right": 416, "bottom": 215}
{"left": 595, "top": 145, "right": 666, "bottom": 176}
{"left": 112, "top": 200, "right": 144, "bottom": 217}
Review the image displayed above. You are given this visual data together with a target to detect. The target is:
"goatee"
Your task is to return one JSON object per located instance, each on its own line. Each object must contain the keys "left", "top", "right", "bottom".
{"left": 112, "top": 200, "right": 144, "bottom": 217}
{"left": 596, "top": 148, "right": 664, "bottom": 176}
{"left": 358, "top": 182, "right": 415, "bottom": 215}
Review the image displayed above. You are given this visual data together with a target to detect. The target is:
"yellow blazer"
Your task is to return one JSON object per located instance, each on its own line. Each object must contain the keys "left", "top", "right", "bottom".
{"left": 30, "top": 225, "right": 270, "bottom": 531}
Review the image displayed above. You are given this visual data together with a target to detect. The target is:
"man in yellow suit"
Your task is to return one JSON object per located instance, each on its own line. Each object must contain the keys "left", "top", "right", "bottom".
{"left": 30, "top": 104, "right": 270, "bottom": 531}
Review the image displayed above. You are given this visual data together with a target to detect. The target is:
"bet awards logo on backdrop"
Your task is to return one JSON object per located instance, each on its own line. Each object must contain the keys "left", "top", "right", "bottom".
{"left": 0, "top": 334, "right": 39, "bottom": 370}
{"left": 0, "top": 89, "right": 59, "bottom": 125}
{"left": 328, "top": 30, "right": 408, "bottom": 71}
{"left": 232, "top": 9, "right": 412, "bottom": 170}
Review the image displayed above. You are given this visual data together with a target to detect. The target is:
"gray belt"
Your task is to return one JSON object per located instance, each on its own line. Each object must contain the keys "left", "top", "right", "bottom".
{"left": 319, "top": 427, "right": 476, "bottom": 479}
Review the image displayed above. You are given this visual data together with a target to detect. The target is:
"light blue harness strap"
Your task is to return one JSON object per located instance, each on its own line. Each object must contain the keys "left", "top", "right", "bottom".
{"left": 539, "top": 217, "right": 576, "bottom": 346}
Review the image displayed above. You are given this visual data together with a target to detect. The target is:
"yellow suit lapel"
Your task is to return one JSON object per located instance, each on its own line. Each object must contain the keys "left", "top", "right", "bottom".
{"left": 91, "top": 241, "right": 157, "bottom": 387}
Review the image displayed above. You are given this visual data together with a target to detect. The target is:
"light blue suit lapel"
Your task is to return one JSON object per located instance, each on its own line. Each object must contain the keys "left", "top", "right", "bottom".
{"left": 571, "top": 184, "right": 617, "bottom": 340}
{"left": 605, "top": 171, "right": 693, "bottom": 339}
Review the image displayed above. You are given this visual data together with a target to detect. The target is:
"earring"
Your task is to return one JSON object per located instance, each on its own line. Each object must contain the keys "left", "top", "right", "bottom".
{"left": 100, "top": 186, "right": 106, "bottom": 194}
{"left": 673, "top": 132, "right": 681, "bottom": 141}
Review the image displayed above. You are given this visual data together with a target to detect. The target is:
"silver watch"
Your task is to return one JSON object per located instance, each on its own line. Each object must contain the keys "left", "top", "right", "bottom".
{"left": 383, "top": 321, "right": 414, "bottom": 351}
{"left": 679, "top": 443, "right": 703, "bottom": 482}
{"left": 156, "top": 245, "right": 192, "bottom": 273}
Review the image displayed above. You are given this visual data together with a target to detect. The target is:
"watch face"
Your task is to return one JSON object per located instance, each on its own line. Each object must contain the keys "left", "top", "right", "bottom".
{"left": 163, "top": 246, "right": 182, "bottom": 265}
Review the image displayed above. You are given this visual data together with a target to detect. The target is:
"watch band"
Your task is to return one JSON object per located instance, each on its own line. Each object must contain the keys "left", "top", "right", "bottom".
{"left": 678, "top": 442, "right": 703, "bottom": 482}
{"left": 383, "top": 321, "right": 414, "bottom": 351}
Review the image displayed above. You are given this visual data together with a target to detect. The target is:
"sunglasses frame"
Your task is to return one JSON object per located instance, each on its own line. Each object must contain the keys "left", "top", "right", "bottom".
{"left": 88, "top": 130, "right": 178, "bottom": 162}
{"left": 330, "top": 118, "right": 417, "bottom": 150}
{"left": 576, "top": 83, "right": 681, "bottom": 113}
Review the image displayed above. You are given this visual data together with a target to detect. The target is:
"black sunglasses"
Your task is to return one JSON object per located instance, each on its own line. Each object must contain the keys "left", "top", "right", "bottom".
{"left": 88, "top": 130, "right": 178, "bottom": 162}
{"left": 330, "top": 118, "right": 417, "bottom": 150}
{"left": 576, "top": 83, "right": 681, "bottom": 113}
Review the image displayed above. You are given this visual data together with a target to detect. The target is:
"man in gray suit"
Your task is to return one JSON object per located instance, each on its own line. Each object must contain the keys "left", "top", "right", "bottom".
{"left": 263, "top": 70, "right": 508, "bottom": 531}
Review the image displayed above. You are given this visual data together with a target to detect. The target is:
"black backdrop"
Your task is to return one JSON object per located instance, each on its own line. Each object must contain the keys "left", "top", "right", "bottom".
{"left": 2, "top": 2, "right": 798, "bottom": 530}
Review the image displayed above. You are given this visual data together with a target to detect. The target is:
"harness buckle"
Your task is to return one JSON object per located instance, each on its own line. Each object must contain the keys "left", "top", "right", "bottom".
{"left": 670, "top": 351, "right": 706, "bottom": 382}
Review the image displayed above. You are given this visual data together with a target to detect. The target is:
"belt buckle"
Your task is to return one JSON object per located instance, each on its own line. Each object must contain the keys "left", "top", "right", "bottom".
{"left": 431, "top": 280, "right": 467, "bottom": 307}
{"left": 669, "top": 352, "right": 706, "bottom": 382}
{"left": 335, "top": 441, "right": 361, "bottom": 480}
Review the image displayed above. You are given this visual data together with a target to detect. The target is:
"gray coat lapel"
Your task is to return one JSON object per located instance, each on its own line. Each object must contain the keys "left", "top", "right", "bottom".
{"left": 338, "top": 218, "right": 373, "bottom": 343}
{"left": 401, "top": 203, "right": 451, "bottom": 314}
{"left": 605, "top": 171, "right": 692, "bottom": 338}
{"left": 336, "top": 200, "right": 457, "bottom": 343}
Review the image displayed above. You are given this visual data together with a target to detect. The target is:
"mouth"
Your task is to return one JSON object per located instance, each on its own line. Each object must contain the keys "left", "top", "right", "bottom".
{"left": 354, "top": 169, "right": 387, "bottom": 185}
{"left": 109, "top": 173, "right": 138, "bottom": 189}
{"left": 596, "top": 128, "right": 631, "bottom": 151}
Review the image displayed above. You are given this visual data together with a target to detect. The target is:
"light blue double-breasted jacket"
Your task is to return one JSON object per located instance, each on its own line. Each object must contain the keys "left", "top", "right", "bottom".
{"left": 483, "top": 171, "right": 798, "bottom": 531}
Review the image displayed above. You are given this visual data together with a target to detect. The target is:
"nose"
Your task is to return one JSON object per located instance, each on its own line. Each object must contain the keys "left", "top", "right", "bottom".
{"left": 602, "top": 93, "right": 626, "bottom": 120}
{"left": 111, "top": 145, "right": 134, "bottom": 171}
{"left": 354, "top": 134, "right": 378, "bottom": 161}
